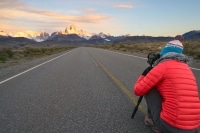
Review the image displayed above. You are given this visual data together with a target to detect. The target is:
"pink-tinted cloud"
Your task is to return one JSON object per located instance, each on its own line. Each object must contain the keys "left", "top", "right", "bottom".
{"left": 0, "top": 0, "right": 27, "bottom": 9}
{"left": 0, "top": 0, "right": 112, "bottom": 33}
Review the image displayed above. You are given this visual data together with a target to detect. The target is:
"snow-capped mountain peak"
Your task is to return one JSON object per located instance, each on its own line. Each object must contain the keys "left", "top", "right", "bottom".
{"left": 64, "top": 24, "right": 92, "bottom": 40}
{"left": 1, "top": 24, "right": 114, "bottom": 42}
{"left": 65, "top": 24, "right": 77, "bottom": 34}
{"left": 14, "top": 31, "right": 49, "bottom": 42}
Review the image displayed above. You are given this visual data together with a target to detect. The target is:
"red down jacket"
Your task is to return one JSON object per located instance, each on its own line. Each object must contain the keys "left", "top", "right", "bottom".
{"left": 134, "top": 59, "right": 200, "bottom": 130}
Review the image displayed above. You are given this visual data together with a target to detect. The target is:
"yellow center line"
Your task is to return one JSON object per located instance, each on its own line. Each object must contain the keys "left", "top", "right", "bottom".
{"left": 91, "top": 55, "right": 147, "bottom": 115}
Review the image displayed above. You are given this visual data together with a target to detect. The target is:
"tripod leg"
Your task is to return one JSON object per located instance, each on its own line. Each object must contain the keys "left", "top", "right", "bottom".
{"left": 131, "top": 96, "right": 143, "bottom": 119}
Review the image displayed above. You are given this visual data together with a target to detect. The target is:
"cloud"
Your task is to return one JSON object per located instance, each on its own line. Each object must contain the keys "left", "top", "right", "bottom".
{"left": 0, "top": 5, "right": 110, "bottom": 23}
{"left": 0, "top": 0, "right": 28, "bottom": 9}
{"left": 114, "top": 4, "right": 133, "bottom": 9}
{"left": 0, "top": 0, "right": 112, "bottom": 33}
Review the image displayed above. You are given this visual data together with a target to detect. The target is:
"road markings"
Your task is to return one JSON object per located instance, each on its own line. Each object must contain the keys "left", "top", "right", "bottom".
{"left": 91, "top": 58, "right": 99, "bottom": 67}
{"left": 103, "top": 49, "right": 200, "bottom": 71}
{"left": 190, "top": 67, "right": 200, "bottom": 71}
{"left": 102, "top": 49, "right": 147, "bottom": 60}
{"left": 0, "top": 50, "right": 73, "bottom": 85}
{"left": 91, "top": 55, "right": 147, "bottom": 115}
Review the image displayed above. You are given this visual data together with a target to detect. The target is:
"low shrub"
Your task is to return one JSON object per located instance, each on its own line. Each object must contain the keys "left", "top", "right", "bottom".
{"left": 0, "top": 48, "right": 13, "bottom": 62}
{"left": 0, "top": 46, "right": 76, "bottom": 63}
{"left": 96, "top": 40, "right": 200, "bottom": 59}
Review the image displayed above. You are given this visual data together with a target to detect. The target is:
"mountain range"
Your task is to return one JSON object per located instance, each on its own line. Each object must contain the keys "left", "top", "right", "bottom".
{"left": 0, "top": 25, "right": 200, "bottom": 47}
{"left": 182, "top": 30, "right": 200, "bottom": 40}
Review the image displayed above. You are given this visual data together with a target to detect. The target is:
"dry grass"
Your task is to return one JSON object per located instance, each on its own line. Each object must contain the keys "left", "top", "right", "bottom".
{"left": 96, "top": 40, "right": 200, "bottom": 59}
{"left": 0, "top": 46, "right": 76, "bottom": 63}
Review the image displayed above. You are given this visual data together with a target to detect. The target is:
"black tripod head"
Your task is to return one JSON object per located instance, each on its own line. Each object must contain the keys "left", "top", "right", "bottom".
{"left": 147, "top": 53, "right": 160, "bottom": 67}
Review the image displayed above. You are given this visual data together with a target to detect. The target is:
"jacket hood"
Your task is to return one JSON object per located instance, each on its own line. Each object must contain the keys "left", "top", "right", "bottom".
{"left": 154, "top": 52, "right": 190, "bottom": 66}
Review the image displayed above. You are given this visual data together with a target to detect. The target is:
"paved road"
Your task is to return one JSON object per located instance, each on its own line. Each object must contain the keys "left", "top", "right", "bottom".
{"left": 0, "top": 47, "right": 199, "bottom": 133}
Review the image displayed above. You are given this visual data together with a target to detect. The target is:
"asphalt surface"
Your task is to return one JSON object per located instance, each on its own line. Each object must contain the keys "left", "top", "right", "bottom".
{"left": 0, "top": 47, "right": 199, "bottom": 133}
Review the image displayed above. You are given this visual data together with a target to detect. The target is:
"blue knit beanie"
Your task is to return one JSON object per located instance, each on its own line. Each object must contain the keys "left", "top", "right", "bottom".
{"left": 160, "top": 40, "right": 183, "bottom": 56}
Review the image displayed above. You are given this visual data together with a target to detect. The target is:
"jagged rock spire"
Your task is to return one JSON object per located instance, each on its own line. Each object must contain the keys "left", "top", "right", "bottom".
{"left": 65, "top": 24, "right": 77, "bottom": 34}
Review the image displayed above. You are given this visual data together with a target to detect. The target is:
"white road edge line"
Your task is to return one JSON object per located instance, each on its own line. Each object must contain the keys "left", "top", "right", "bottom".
{"left": 102, "top": 49, "right": 200, "bottom": 71}
{"left": 102, "top": 49, "right": 147, "bottom": 60}
{"left": 0, "top": 50, "right": 73, "bottom": 85}
{"left": 91, "top": 58, "right": 99, "bottom": 67}
{"left": 190, "top": 67, "right": 200, "bottom": 71}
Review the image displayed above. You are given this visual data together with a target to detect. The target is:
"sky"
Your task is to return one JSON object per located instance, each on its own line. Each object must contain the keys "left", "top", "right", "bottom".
{"left": 0, "top": 0, "right": 200, "bottom": 37}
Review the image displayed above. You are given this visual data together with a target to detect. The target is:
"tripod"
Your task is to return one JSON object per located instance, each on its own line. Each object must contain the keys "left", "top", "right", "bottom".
{"left": 131, "top": 52, "right": 160, "bottom": 119}
{"left": 131, "top": 96, "right": 143, "bottom": 119}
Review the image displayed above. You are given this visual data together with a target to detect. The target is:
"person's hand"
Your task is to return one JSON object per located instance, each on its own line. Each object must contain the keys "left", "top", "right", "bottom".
{"left": 142, "top": 66, "right": 152, "bottom": 76}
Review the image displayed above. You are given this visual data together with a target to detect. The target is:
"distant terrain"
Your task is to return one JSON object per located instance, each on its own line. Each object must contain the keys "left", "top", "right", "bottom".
{"left": 1, "top": 24, "right": 200, "bottom": 47}
{"left": 0, "top": 27, "right": 200, "bottom": 66}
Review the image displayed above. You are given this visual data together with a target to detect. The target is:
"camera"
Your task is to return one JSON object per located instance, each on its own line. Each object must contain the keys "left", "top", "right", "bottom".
{"left": 131, "top": 52, "right": 160, "bottom": 119}
{"left": 147, "top": 53, "right": 160, "bottom": 66}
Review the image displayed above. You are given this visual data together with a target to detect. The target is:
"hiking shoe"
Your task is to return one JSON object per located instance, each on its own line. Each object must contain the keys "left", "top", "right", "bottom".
{"left": 144, "top": 115, "right": 162, "bottom": 133}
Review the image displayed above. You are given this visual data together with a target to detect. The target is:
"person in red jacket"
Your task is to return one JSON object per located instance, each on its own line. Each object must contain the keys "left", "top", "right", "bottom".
{"left": 133, "top": 35, "right": 200, "bottom": 133}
